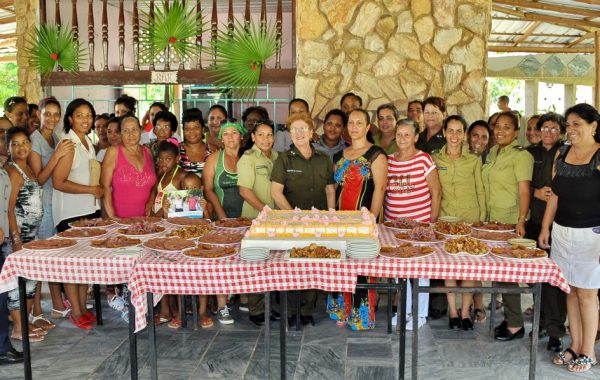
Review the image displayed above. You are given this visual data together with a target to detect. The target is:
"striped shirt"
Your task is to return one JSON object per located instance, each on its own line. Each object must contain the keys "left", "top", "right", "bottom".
{"left": 384, "top": 151, "right": 436, "bottom": 222}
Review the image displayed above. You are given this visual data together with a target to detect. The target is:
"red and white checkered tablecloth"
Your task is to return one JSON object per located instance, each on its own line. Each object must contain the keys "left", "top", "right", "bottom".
{"left": 129, "top": 249, "right": 360, "bottom": 332}
{"left": 372, "top": 225, "right": 570, "bottom": 293}
{"left": 0, "top": 226, "right": 142, "bottom": 293}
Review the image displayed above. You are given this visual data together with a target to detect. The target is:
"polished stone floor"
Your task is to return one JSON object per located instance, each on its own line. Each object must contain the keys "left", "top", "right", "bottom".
{"left": 1, "top": 292, "right": 598, "bottom": 380}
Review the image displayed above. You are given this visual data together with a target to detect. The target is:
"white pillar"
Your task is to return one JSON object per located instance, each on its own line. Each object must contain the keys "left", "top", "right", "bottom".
{"left": 564, "top": 83, "right": 577, "bottom": 109}
{"left": 521, "top": 79, "right": 538, "bottom": 144}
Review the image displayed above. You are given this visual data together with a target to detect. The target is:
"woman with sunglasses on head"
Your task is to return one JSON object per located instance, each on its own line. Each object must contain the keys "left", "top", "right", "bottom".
{"left": 539, "top": 104, "right": 600, "bottom": 373}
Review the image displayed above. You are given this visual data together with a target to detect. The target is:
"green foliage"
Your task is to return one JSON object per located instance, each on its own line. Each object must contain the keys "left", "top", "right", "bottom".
{"left": 0, "top": 63, "right": 19, "bottom": 110}
{"left": 488, "top": 78, "right": 524, "bottom": 114}
{"left": 140, "top": 0, "right": 205, "bottom": 63}
{"left": 208, "top": 18, "right": 278, "bottom": 99}
{"left": 25, "top": 24, "right": 84, "bottom": 74}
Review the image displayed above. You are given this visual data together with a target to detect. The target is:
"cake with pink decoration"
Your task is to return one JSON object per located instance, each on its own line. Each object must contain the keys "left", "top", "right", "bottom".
{"left": 246, "top": 206, "right": 378, "bottom": 238}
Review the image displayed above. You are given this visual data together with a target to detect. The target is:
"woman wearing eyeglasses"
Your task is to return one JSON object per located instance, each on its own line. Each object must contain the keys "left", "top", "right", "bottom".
{"left": 271, "top": 113, "right": 336, "bottom": 326}
{"left": 146, "top": 111, "right": 178, "bottom": 164}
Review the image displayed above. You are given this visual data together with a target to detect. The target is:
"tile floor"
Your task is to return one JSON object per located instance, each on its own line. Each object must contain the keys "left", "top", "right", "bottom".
{"left": 1, "top": 292, "right": 598, "bottom": 380}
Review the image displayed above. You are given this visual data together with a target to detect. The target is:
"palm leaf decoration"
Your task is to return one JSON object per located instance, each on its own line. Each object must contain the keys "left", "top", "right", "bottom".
{"left": 209, "top": 18, "right": 278, "bottom": 99}
{"left": 26, "top": 24, "right": 84, "bottom": 74}
{"left": 140, "top": 0, "right": 205, "bottom": 65}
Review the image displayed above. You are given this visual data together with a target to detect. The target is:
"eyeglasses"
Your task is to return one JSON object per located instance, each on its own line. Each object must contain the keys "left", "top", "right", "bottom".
{"left": 540, "top": 127, "right": 561, "bottom": 134}
{"left": 154, "top": 123, "right": 171, "bottom": 131}
{"left": 290, "top": 126, "right": 310, "bottom": 134}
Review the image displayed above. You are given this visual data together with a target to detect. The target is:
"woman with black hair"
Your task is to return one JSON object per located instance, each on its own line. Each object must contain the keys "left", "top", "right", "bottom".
{"left": 147, "top": 110, "right": 178, "bottom": 160}
{"left": 206, "top": 104, "right": 228, "bottom": 152}
{"left": 114, "top": 94, "right": 137, "bottom": 117}
{"left": 179, "top": 108, "right": 211, "bottom": 177}
{"left": 3, "top": 97, "right": 28, "bottom": 129}
{"left": 539, "top": 104, "right": 600, "bottom": 373}
{"left": 52, "top": 98, "right": 103, "bottom": 330}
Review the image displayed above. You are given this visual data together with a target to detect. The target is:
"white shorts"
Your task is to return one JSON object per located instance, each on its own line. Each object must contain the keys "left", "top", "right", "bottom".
{"left": 551, "top": 222, "right": 600, "bottom": 289}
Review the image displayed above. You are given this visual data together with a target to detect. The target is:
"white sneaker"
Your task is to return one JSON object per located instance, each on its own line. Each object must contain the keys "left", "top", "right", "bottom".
{"left": 392, "top": 313, "right": 411, "bottom": 327}
{"left": 108, "top": 295, "right": 125, "bottom": 312}
{"left": 217, "top": 307, "right": 234, "bottom": 325}
{"left": 406, "top": 317, "right": 427, "bottom": 331}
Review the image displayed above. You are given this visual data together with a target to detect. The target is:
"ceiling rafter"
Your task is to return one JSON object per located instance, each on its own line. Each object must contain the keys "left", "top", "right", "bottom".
{"left": 513, "top": 21, "right": 542, "bottom": 46}
{"left": 489, "top": 45, "right": 594, "bottom": 53}
{"left": 0, "top": 0, "right": 12, "bottom": 8}
{"left": 492, "top": 4, "right": 595, "bottom": 31}
{"left": 494, "top": 0, "right": 600, "bottom": 18}
{"left": 568, "top": 31, "right": 595, "bottom": 46}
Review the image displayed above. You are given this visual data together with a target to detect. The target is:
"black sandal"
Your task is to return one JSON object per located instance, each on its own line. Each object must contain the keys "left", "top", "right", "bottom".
{"left": 568, "top": 354, "right": 598, "bottom": 373}
{"left": 553, "top": 348, "right": 577, "bottom": 366}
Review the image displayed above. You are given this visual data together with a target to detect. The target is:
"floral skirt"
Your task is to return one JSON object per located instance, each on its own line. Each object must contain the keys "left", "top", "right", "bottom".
{"left": 327, "top": 276, "right": 376, "bottom": 330}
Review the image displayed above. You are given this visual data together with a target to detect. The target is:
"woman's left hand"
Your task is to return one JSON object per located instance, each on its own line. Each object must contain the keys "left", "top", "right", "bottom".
{"left": 516, "top": 221, "right": 526, "bottom": 237}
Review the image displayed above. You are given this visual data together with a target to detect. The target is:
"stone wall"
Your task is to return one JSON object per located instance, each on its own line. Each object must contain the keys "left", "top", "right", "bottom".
{"left": 15, "top": 0, "right": 41, "bottom": 103}
{"left": 295, "top": 0, "right": 491, "bottom": 123}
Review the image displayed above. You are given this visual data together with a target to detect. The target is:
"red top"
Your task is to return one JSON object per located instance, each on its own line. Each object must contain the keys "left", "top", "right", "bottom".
{"left": 112, "top": 145, "right": 157, "bottom": 217}
{"left": 384, "top": 151, "right": 436, "bottom": 222}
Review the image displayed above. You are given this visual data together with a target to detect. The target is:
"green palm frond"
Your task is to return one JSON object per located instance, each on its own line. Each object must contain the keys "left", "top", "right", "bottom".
{"left": 25, "top": 24, "right": 84, "bottom": 74}
{"left": 140, "top": 0, "right": 205, "bottom": 63}
{"left": 209, "top": 18, "right": 278, "bottom": 99}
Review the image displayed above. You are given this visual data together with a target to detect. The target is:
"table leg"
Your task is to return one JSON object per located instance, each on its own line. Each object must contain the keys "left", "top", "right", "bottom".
{"left": 191, "top": 296, "right": 199, "bottom": 331}
{"left": 295, "top": 291, "right": 301, "bottom": 331}
{"left": 264, "top": 292, "right": 271, "bottom": 380}
{"left": 398, "top": 279, "right": 407, "bottom": 380}
{"left": 490, "top": 288, "right": 497, "bottom": 335}
{"left": 147, "top": 292, "right": 158, "bottom": 380}
{"left": 18, "top": 277, "right": 32, "bottom": 380}
{"left": 94, "top": 284, "right": 103, "bottom": 326}
{"left": 280, "top": 291, "right": 287, "bottom": 380}
{"left": 180, "top": 295, "right": 187, "bottom": 329}
{"left": 128, "top": 290, "right": 138, "bottom": 380}
{"left": 529, "top": 284, "right": 542, "bottom": 380}
{"left": 411, "top": 279, "right": 419, "bottom": 380}
{"left": 387, "top": 282, "right": 393, "bottom": 334}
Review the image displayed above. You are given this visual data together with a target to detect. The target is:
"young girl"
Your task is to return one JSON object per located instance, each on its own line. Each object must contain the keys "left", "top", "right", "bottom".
{"left": 5, "top": 127, "right": 44, "bottom": 341}
{"left": 152, "top": 141, "right": 209, "bottom": 328}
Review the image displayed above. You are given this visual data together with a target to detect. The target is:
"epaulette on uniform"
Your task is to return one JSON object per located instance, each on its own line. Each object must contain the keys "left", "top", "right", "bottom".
{"left": 513, "top": 145, "right": 526, "bottom": 151}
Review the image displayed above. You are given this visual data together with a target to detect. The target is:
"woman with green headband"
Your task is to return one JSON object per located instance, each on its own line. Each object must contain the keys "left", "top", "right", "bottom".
{"left": 201, "top": 119, "right": 245, "bottom": 326}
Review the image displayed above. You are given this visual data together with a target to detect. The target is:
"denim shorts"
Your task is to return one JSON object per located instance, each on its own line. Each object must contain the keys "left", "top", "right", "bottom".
{"left": 2, "top": 240, "right": 37, "bottom": 310}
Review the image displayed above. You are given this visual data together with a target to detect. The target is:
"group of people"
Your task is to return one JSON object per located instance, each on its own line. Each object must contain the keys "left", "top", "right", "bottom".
{"left": 0, "top": 92, "right": 598, "bottom": 373}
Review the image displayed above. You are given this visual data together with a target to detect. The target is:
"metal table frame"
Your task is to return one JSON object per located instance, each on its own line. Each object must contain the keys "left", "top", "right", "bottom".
{"left": 17, "top": 278, "right": 137, "bottom": 380}
{"left": 410, "top": 280, "right": 543, "bottom": 380}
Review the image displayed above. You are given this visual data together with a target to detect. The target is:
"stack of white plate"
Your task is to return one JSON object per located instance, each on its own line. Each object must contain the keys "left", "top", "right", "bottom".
{"left": 240, "top": 247, "right": 270, "bottom": 261}
{"left": 346, "top": 240, "right": 380, "bottom": 259}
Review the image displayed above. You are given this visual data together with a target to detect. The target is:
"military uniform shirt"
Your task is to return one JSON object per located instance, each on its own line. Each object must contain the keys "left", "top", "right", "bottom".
{"left": 237, "top": 145, "right": 278, "bottom": 218}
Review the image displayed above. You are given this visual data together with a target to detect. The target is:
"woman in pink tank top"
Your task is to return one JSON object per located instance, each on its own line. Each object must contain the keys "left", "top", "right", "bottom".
{"left": 101, "top": 114, "right": 157, "bottom": 217}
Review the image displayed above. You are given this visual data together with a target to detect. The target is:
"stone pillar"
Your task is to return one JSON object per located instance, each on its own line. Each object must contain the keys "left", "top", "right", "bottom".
{"left": 564, "top": 83, "right": 576, "bottom": 109}
{"left": 15, "top": 0, "right": 42, "bottom": 103}
{"left": 295, "top": 0, "right": 492, "bottom": 123}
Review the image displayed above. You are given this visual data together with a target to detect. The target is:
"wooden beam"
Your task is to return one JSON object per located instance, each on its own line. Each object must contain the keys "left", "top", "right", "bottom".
{"left": 495, "top": 0, "right": 600, "bottom": 18}
{"left": 491, "top": 32, "right": 583, "bottom": 37}
{"left": 491, "top": 40, "right": 584, "bottom": 46}
{"left": 568, "top": 31, "right": 595, "bottom": 47}
{"left": 573, "top": 0, "right": 600, "bottom": 5}
{"left": 489, "top": 45, "right": 594, "bottom": 53}
{"left": 0, "top": 16, "right": 15, "bottom": 24}
{"left": 0, "top": 38, "right": 15, "bottom": 48}
{"left": 493, "top": 5, "right": 597, "bottom": 31}
{"left": 0, "top": 55, "right": 15, "bottom": 62}
{"left": 513, "top": 21, "right": 541, "bottom": 46}
{"left": 0, "top": 1, "right": 13, "bottom": 8}
{"left": 40, "top": 68, "right": 297, "bottom": 87}
{"left": 594, "top": 31, "right": 600, "bottom": 109}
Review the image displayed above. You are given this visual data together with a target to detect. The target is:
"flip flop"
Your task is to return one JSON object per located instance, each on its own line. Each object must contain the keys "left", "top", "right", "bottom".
{"left": 154, "top": 315, "right": 170, "bottom": 326}
{"left": 167, "top": 319, "right": 182, "bottom": 329}
{"left": 11, "top": 332, "right": 45, "bottom": 342}
{"left": 568, "top": 354, "right": 597, "bottom": 373}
